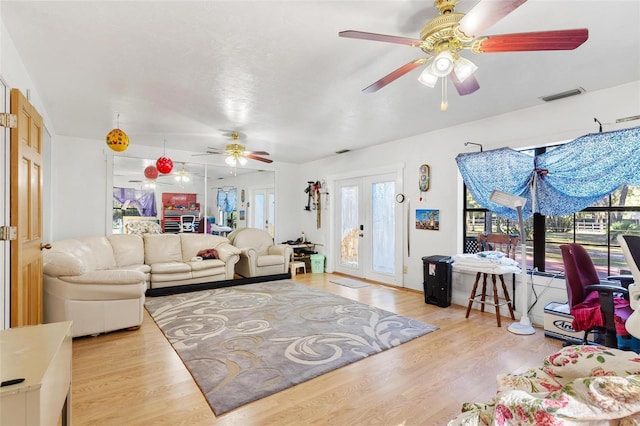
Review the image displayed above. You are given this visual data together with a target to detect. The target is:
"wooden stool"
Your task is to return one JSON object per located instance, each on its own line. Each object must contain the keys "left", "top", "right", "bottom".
{"left": 290, "top": 260, "right": 306, "bottom": 276}
{"left": 464, "top": 233, "right": 519, "bottom": 327}
{"left": 465, "top": 271, "right": 515, "bottom": 327}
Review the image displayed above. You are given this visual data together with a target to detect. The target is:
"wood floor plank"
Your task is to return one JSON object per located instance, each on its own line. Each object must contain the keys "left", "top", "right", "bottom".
{"left": 71, "top": 273, "right": 562, "bottom": 425}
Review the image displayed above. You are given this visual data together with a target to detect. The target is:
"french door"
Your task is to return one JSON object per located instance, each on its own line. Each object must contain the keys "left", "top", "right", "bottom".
{"left": 334, "top": 172, "right": 402, "bottom": 286}
{"left": 251, "top": 188, "right": 275, "bottom": 237}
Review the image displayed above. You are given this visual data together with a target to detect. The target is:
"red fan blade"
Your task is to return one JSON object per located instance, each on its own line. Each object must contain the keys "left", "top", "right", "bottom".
{"left": 476, "top": 29, "right": 589, "bottom": 52}
{"left": 362, "top": 58, "right": 428, "bottom": 93}
{"left": 339, "top": 30, "right": 423, "bottom": 47}
{"left": 246, "top": 154, "right": 273, "bottom": 164}
{"left": 246, "top": 151, "right": 270, "bottom": 156}
{"left": 449, "top": 73, "right": 480, "bottom": 96}
{"left": 458, "top": 0, "right": 527, "bottom": 38}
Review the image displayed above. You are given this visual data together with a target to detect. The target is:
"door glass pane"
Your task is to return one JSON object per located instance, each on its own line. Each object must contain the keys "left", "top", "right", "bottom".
{"left": 268, "top": 192, "right": 275, "bottom": 236}
{"left": 254, "top": 193, "right": 265, "bottom": 230}
{"left": 340, "top": 185, "right": 359, "bottom": 268}
{"left": 371, "top": 181, "right": 394, "bottom": 274}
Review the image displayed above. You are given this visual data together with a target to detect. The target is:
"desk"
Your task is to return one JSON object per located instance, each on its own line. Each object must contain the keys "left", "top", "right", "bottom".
{"left": 212, "top": 225, "right": 233, "bottom": 236}
{"left": 0, "top": 321, "right": 72, "bottom": 426}
{"left": 290, "top": 243, "right": 318, "bottom": 271}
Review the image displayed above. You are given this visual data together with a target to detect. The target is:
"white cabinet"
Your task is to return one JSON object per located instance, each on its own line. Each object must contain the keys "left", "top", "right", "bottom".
{"left": 0, "top": 321, "right": 72, "bottom": 426}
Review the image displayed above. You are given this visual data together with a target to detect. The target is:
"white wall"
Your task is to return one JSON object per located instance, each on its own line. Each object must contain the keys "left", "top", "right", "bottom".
{"left": 299, "top": 81, "right": 640, "bottom": 324}
{"left": 1, "top": 17, "right": 55, "bottom": 329}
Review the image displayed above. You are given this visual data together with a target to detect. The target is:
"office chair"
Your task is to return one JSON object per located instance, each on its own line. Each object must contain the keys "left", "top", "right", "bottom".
{"left": 618, "top": 234, "right": 640, "bottom": 341}
{"left": 179, "top": 215, "right": 197, "bottom": 232}
{"left": 560, "top": 243, "right": 631, "bottom": 348}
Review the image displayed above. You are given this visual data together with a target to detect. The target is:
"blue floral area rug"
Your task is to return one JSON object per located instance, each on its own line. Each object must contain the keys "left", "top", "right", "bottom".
{"left": 144, "top": 280, "right": 437, "bottom": 415}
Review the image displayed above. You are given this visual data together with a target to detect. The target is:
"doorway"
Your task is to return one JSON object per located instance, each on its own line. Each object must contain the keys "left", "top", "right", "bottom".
{"left": 251, "top": 187, "right": 275, "bottom": 237}
{"left": 1, "top": 79, "right": 8, "bottom": 329}
{"left": 334, "top": 172, "right": 403, "bottom": 286}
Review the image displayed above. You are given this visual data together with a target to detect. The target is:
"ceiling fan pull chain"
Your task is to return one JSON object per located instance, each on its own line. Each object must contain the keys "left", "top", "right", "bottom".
{"left": 440, "top": 77, "right": 448, "bottom": 111}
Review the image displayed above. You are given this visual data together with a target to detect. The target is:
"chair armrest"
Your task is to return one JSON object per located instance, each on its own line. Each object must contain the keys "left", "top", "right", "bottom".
{"left": 268, "top": 244, "right": 288, "bottom": 256}
{"left": 585, "top": 283, "right": 629, "bottom": 298}
{"left": 606, "top": 274, "right": 634, "bottom": 289}
{"left": 238, "top": 247, "right": 257, "bottom": 259}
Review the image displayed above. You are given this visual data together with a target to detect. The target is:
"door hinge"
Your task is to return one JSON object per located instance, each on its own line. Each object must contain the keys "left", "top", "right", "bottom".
{"left": 0, "top": 226, "right": 17, "bottom": 241}
{"left": 0, "top": 113, "right": 17, "bottom": 128}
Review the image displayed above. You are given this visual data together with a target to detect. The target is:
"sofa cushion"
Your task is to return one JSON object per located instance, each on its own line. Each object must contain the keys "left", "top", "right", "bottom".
{"left": 150, "top": 262, "right": 191, "bottom": 274}
{"left": 179, "top": 233, "right": 230, "bottom": 262}
{"left": 144, "top": 234, "right": 182, "bottom": 264}
{"left": 107, "top": 234, "right": 145, "bottom": 266}
{"left": 188, "top": 259, "right": 225, "bottom": 271}
{"left": 81, "top": 237, "right": 117, "bottom": 270}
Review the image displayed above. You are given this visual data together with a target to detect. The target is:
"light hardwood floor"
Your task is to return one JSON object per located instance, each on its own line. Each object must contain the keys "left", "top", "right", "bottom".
{"left": 71, "top": 273, "right": 562, "bottom": 425}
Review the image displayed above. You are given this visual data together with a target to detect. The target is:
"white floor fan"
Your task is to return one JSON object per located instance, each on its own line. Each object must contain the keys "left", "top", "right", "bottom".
{"left": 490, "top": 190, "right": 535, "bottom": 335}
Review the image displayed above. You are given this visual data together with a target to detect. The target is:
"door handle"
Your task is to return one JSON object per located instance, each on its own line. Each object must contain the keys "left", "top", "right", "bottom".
{"left": 40, "top": 243, "right": 52, "bottom": 250}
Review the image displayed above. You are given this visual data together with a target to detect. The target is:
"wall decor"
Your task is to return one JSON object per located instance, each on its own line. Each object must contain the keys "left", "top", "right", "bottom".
{"left": 419, "top": 164, "right": 430, "bottom": 192}
{"left": 416, "top": 209, "right": 439, "bottom": 230}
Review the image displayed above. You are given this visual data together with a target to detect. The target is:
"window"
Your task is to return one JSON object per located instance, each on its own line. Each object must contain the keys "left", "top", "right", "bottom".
{"left": 463, "top": 145, "right": 640, "bottom": 278}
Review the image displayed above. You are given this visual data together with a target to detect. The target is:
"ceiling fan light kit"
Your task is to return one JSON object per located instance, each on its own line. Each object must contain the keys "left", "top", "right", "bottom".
{"left": 339, "top": 0, "right": 588, "bottom": 110}
{"left": 195, "top": 131, "right": 272, "bottom": 166}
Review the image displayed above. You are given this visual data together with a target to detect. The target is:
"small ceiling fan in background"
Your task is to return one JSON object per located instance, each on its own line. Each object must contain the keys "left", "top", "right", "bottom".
{"left": 339, "top": 0, "right": 588, "bottom": 110}
{"left": 195, "top": 132, "right": 273, "bottom": 165}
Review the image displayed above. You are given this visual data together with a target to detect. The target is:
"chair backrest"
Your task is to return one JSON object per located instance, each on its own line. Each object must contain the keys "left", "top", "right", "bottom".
{"left": 180, "top": 215, "right": 197, "bottom": 232}
{"left": 560, "top": 243, "right": 600, "bottom": 308}
{"left": 228, "top": 228, "right": 274, "bottom": 255}
{"left": 477, "top": 233, "right": 519, "bottom": 259}
{"left": 618, "top": 234, "right": 640, "bottom": 284}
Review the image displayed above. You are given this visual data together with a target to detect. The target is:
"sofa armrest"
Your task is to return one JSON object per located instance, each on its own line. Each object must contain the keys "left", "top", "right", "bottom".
{"left": 59, "top": 270, "right": 146, "bottom": 285}
{"left": 215, "top": 242, "right": 241, "bottom": 262}
{"left": 44, "top": 251, "right": 89, "bottom": 277}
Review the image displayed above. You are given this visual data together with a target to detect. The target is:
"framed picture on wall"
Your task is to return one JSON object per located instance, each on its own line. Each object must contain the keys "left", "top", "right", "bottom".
{"left": 416, "top": 209, "right": 439, "bottom": 230}
{"left": 239, "top": 210, "right": 246, "bottom": 221}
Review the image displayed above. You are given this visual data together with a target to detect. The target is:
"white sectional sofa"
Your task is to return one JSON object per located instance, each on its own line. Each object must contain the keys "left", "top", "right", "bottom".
{"left": 43, "top": 233, "right": 240, "bottom": 337}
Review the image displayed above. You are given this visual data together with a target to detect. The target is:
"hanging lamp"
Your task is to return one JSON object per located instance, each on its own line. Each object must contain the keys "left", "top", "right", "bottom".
{"left": 156, "top": 139, "right": 173, "bottom": 174}
{"left": 106, "top": 113, "right": 130, "bottom": 152}
{"left": 144, "top": 165, "right": 159, "bottom": 180}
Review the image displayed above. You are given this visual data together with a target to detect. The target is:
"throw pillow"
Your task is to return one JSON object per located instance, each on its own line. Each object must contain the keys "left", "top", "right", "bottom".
{"left": 197, "top": 248, "right": 219, "bottom": 260}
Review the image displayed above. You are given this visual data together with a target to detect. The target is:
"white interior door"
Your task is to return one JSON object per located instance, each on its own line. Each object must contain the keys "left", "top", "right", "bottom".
{"left": 334, "top": 172, "right": 402, "bottom": 286}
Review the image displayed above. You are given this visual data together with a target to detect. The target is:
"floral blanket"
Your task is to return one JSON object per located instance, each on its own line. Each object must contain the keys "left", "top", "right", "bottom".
{"left": 449, "top": 345, "right": 640, "bottom": 425}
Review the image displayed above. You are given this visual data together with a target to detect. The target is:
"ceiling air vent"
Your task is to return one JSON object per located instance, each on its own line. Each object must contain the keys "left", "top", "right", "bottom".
{"left": 540, "top": 87, "right": 585, "bottom": 102}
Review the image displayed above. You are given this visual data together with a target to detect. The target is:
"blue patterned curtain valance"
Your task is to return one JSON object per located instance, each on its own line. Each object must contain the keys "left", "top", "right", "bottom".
{"left": 456, "top": 126, "right": 640, "bottom": 221}
{"left": 217, "top": 188, "right": 237, "bottom": 213}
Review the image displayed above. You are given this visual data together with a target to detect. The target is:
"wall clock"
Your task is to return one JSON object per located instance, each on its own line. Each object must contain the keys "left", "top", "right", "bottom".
{"left": 419, "top": 164, "right": 430, "bottom": 192}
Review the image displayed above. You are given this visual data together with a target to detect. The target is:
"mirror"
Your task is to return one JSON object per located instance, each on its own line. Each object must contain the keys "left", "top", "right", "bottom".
{"left": 112, "top": 157, "right": 275, "bottom": 236}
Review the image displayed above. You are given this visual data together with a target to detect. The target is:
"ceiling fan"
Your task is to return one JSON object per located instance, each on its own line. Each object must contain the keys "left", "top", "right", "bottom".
{"left": 195, "top": 132, "right": 273, "bottom": 165}
{"left": 339, "top": 0, "right": 588, "bottom": 109}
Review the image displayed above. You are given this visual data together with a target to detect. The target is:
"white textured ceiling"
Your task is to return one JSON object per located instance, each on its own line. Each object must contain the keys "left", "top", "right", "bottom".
{"left": 2, "top": 0, "right": 639, "bottom": 165}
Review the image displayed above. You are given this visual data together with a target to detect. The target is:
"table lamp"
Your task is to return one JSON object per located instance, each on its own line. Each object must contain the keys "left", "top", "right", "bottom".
{"left": 489, "top": 189, "right": 536, "bottom": 335}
